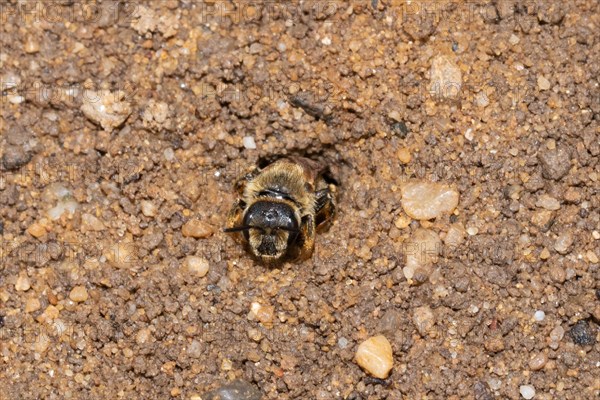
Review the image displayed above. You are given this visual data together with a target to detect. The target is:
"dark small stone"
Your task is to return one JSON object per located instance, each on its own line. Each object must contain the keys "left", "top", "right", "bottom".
{"left": 203, "top": 380, "right": 262, "bottom": 400}
{"left": 289, "top": 92, "right": 332, "bottom": 123}
{"left": 0, "top": 315, "right": 4, "bottom": 327}
{"left": 538, "top": 146, "right": 571, "bottom": 180}
{"left": 0, "top": 221, "right": 3, "bottom": 234}
{"left": 443, "top": 293, "right": 469, "bottom": 310}
{"left": 1, "top": 145, "right": 31, "bottom": 171}
{"left": 141, "top": 232, "right": 164, "bottom": 251}
{"left": 569, "top": 320, "right": 596, "bottom": 346}
{"left": 596, "top": 289, "right": 600, "bottom": 300}
{"left": 363, "top": 376, "right": 391, "bottom": 387}
{"left": 474, "top": 381, "right": 493, "bottom": 400}
{"left": 390, "top": 121, "right": 409, "bottom": 138}
{"left": 169, "top": 211, "right": 184, "bottom": 229}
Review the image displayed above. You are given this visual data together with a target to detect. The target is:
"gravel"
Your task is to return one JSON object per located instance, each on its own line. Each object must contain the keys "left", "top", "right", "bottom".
{"left": 2, "top": 1, "right": 599, "bottom": 399}
{"left": 569, "top": 320, "right": 597, "bottom": 346}
{"left": 537, "top": 146, "right": 571, "bottom": 181}
{"left": 354, "top": 335, "right": 394, "bottom": 379}
{"left": 519, "top": 385, "right": 536, "bottom": 399}
{"left": 201, "top": 380, "right": 262, "bottom": 400}
{"left": 401, "top": 181, "right": 459, "bottom": 220}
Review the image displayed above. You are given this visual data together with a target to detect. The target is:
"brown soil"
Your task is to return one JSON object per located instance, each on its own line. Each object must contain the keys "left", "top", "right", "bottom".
{"left": 1, "top": 1, "right": 599, "bottom": 399}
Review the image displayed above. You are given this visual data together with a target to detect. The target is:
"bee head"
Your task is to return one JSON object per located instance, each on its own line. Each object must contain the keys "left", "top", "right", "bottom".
{"left": 242, "top": 201, "right": 299, "bottom": 234}
{"left": 225, "top": 201, "right": 299, "bottom": 262}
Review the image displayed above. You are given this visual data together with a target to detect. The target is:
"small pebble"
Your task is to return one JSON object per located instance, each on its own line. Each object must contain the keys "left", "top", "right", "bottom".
{"left": 140, "top": 200, "right": 158, "bottom": 217}
{"left": 429, "top": 54, "right": 462, "bottom": 100}
{"left": 202, "top": 380, "right": 262, "bottom": 400}
{"left": 509, "top": 34, "right": 520, "bottom": 45}
{"left": 528, "top": 353, "right": 548, "bottom": 371}
{"left": 25, "top": 297, "right": 41, "bottom": 313}
{"left": 24, "top": 36, "right": 40, "bottom": 53}
{"left": 163, "top": 148, "right": 175, "bottom": 161}
{"left": 249, "top": 302, "right": 274, "bottom": 327}
{"left": 181, "top": 219, "right": 214, "bottom": 238}
{"left": 187, "top": 340, "right": 202, "bottom": 358}
{"left": 487, "top": 378, "right": 502, "bottom": 391}
{"left": 355, "top": 335, "right": 394, "bottom": 379}
{"left": 535, "top": 194, "right": 560, "bottom": 210}
{"left": 485, "top": 336, "right": 505, "bottom": 353}
{"left": 42, "top": 305, "right": 60, "bottom": 321}
{"left": 549, "top": 264, "right": 566, "bottom": 283}
{"left": 537, "top": 75, "right": 551, "bottom": 90}
{"left": 397, "top": 147, "right": 412, "bottom": 164}
{"left": 401, "top": 181, "right": 459, "bottom": 220}
{"left": 554, "top": 232, "right": 573, "bottom": 254}
{"left": 534, "top": 310, "right": 545, "bottom": 321}
{"left": 15, "top": 274, "right": 31, "bottom": 292}
{"left": 247, "top": 328, "right": 262, "bottom": 342}
{"left": 412, "top": 305, "right": 435, "bottom": 336}
{"left": 338, "top": 337, "right": 349, "bottom": 349}
{"left": 564, "top": 187, "right": 581, "bottom": 203}
{"left": 549, "top": 325, "right": 565, "bottom": 349}
{"left": 464, "top": 128, "right": 474, "bottom": 141}
{"left": 243, "top": 136, "right": 257, "bottom": 149}
{"left": 538, "top": 146, "right": 570, "bottom": 181}
{"left": 569, "top": 320, "right": 596, "bottom": 346}
{"left": 221, "top": 358, "right": 233, "bottom": 371}
{"left": 444, "top": 223, "right": 466, "bottom": 247}
{"left": 466, "top": 226, "right": 479, "bottom": 236}
{"left": 183, "top": 256, "right": 210, "bottom": 278}
{"left": 80, "top": 90, "right": 132, "bottom": 132}
{"left": 520, "top": 384, "right": 536, "bottom": 399}
{"left": 394, "top": 214, "right": 411, "bottom": 229}
{"left": 34, "top": 335, "right": 51, "bottom": 354}
{"left": 586, "top": 250, "right": 598, "bottom": 263}
{"left": 136, "top": 328, "right": 152, "bottom": 345}
{"left": 27, "top": 222, "right": 47, "bottom": 238}
{"left": 404, "top": 228, "right": 441, "bottom": 279}
{"left": 48, "top": 198, "right": 79, "bottom": 220}
{"left": 142, "top": 100, "right": 170, "bottom": 127}
{"left": 81, "top": 213, "right": 106, "bottom": 231}
{"left": 531, "top": 210, "right": 553, "bottom": 229}
{"left": 475, "top": 91, "right": 489, "bottom": 108}
{"left": 69, "top": 286, "right": 89, "bottom": 303}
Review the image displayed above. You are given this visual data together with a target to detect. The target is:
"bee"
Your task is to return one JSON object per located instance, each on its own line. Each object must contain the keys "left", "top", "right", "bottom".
{"left": 224, "top": 157, "right": 336, "bottom": 265}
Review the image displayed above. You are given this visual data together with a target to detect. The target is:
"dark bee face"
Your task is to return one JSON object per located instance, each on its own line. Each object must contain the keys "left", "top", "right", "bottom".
{"left": 243, "top": 201, "right": 299, "bottom": 261}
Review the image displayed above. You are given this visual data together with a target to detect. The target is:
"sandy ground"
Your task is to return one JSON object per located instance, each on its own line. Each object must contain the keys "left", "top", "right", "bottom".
{"left": 1, "top": 1, "right": 599, "bottom": 399}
